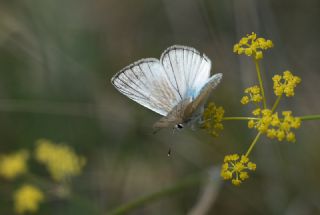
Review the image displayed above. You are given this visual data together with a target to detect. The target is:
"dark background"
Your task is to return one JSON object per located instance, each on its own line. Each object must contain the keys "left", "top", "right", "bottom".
{"left": 0, "top": 0, "right": 319, "bottom": 214}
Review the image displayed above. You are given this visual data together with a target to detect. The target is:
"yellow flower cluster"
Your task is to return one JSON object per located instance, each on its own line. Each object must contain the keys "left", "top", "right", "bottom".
{"left": 35, "top": 139, "right": 86, "bottom": 182}
{"left": 0, "top": 150, "right": 29, "bottom": 180}
{"left": 273, "top": 71, "right": 301, "bottom": 97}
{"left": 221, "top": 154, "right": 256, "bottom": 186}
{"left": 203, "top": 102, "right": 225, "bottom": 137}
{"left": 14, "top": 184, "right": 44, "bottom": 214}
{"left": 220, "top": 32, "right": 307, "bottom": 186}
{"left": 241, "top": 85, "right": 263, "bottom": 104}
{"left": 233, "top": 32, "right": 273, "bottom": 60}
{"left": 248, "top": 109, "right": 301, "bottom": 142}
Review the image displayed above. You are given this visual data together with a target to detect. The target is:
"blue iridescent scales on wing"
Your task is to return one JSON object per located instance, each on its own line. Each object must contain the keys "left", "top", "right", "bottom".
{"left": 111, "top": 45, "right": 222, "bottom": 131}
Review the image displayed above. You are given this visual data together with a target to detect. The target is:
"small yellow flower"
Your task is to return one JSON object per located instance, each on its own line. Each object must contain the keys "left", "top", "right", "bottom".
{"left": 221, "top": 154, "right": 256, "bottom": 185}
{"left": 240, "top": 96, "right": 250, "bottom": 104}
{"left": 266, "top": 40, "right": 273, "bottom": 47}
{"left": 239, "top": 172, "right": 249, "bottom": 180}
{"left": 14, "top": 184, "right": 44, "bottom": 214}
{"left": 233, "top": 32, "right": 273, "bottom": 60}
{"left": 286, "top": 132, "right": 296, "bottom": 142}
{"left": 241, "top": 86, "right": 263, "bottom": 105}
{"left": 202, "top": 103, "right": 225, "bottom": 137}
{"left": 247, "top": 162, "right": 256, "bottom": 170}
{"left": 35, "top": 139, "right": 86, "bottom": 182}
{"left": 267, "top": 128, "right": 277, "bottom": 138}
{"left": 273, "top": 71, "right": 301, "bottom": 97}
{"left": 232, "top": 179, "right": 242, "bottom": 186}
{"left": 233, "top": 44, "right": 239, "bottom": 53}
{"left": 255, "top": 51, "right": 263, "bottom": 60}
{"left": 0, "top": 150, "right": 29, "bottom": 180}
{"left": 277, "top": 130, "right": 285, "bottom": 141}
{"left": 245, "top": 48, "right": 253, "bottom": 56}
{"left": 248, "top": 120, "right": 255, "bottom": 128}
{"left": 252, "top": 108, "right": 261, "bottom": 116}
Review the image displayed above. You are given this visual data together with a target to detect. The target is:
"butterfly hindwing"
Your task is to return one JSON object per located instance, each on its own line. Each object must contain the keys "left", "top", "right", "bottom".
{"left": 189, "top": 73, "right": 223, "bottom": 113}
{"left": 153, "top": 73, "right": 222, "bottom": 130}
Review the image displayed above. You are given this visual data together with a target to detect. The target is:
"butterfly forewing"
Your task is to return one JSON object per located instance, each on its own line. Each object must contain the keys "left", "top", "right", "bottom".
{"left": 191, "top": 55, "right": 211, "bottom": 96}
{"left": 111, "top": 58, "right": 181, "bottom": 116}
{"left": 160, "top": 49, "right": 184, "bottom": 99}
{"left": 160, "top": 45, "right": 211, "bottom": 99}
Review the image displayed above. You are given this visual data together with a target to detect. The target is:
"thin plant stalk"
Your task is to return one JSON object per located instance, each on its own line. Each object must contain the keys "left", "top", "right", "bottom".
{"left": 254, "top": 60, "right": 267, "bottom": 109}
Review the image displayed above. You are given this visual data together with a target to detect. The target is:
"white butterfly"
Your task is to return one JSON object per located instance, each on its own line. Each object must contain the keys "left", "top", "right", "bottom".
{"left": 111, "top": 45, "right": 222, "bottom": 132}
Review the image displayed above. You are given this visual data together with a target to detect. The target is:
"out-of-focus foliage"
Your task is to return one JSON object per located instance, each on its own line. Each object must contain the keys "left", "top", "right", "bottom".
{"left": 35, "top": 139, "right": 86, "bottom": 182}
{"left": 14, "top": 184, "right": 44, "bottom": 214}
{"left": 0, "top": 139, "right": 85, "bottom": 214}
{"left": 0, "top": 0, "right": 319, "bottom": 214}
{"left": 0, "top": 150, "right": 29, "bottom": 179}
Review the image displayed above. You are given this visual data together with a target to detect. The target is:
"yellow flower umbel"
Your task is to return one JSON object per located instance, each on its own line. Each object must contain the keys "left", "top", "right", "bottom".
{"left": 35, "top": 139, "right": 86, "bottom": 182}
{"left": 239, "top": 70, "right": 302, "bottom": 143}
{"left": 14, "top": 184, "right": 44, "bottom": 214}
{"left": 202, "top": 102, "right": 225, "bottom": 137}
{"left": 0, "top": 150, "right": 29, "bottom": 180}
{"left": 221, "top": 154, "right": 256, "bottom": 185}
{"left": 273, "top": 71, "right": 301, "bottom": 97}
{"left": 248, "top": 109, "right": 301, "bottom": 142}
{"left": 233, "top": 32, "right": 274, "bottom": 60}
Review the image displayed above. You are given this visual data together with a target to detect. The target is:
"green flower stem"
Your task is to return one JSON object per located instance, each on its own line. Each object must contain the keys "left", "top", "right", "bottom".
{"left": 26, "top": 173, "right": 54, "bottom": 189}
{"left": 271, "top": 94, "right": 282, "bottom": 113}
{"left": 107, "top": 174, "right": 204, "bottom": 215}
{"left": 254, "top": 60, "right": 267, "bottom": 109}
{"left": 222, "top": 117, "right": 258, "bottom": 121}
{"left": 27, "top": 174, "right": 100, "bottom": 214}
{"left": 245, "top": 132, "right": 262, "bottom": 157}
{"left": 299, "top": 114, "right": 320, "bottom": 121}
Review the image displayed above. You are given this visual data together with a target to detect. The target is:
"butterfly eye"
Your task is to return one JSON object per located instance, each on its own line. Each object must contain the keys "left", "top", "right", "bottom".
{"left": 177, "top": 124, "right": 184, "bottom": 129}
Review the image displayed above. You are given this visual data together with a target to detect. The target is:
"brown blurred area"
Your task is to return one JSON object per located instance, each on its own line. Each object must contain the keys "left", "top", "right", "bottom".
{"left": 0, "top": 0, "right": 319, "bottom": 214}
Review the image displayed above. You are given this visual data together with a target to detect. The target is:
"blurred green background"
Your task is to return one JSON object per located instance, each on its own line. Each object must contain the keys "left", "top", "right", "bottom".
{"left": 0, "top": 0, "right": 319, "bottom": 214}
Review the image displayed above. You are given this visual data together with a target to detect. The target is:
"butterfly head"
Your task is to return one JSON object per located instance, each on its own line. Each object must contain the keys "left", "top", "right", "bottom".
{"left": 174, "top": 123, "right": 184, "bottom": 130}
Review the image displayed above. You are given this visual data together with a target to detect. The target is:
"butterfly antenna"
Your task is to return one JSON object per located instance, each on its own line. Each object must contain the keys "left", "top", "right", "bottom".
{"left": 152, "top": 127, "right": 161, "bottom": 134}
{"left": 168, "top": 141, "right": 175, "bottom": 157}
{"left": 168, "top": 124, "right": 180, "bottom": 156}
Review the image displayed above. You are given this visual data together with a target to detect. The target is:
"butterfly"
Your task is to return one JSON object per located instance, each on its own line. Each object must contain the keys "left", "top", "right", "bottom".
{"left": 111, "top": 45, "right": 222, "bottom": 132}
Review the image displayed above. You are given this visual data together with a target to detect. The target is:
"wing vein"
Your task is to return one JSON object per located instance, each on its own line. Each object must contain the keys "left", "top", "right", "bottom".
{"left": 162, "top": 58, "right": 181, "bottom": 100}
{"left": 115, "top": 77, "right": 148, "bottom": 100}
{"left": 123, "top": 70, "right": 145, "bottom": 93}
{"left": 168, "top": 50, "right": 182, "bottom": 99}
